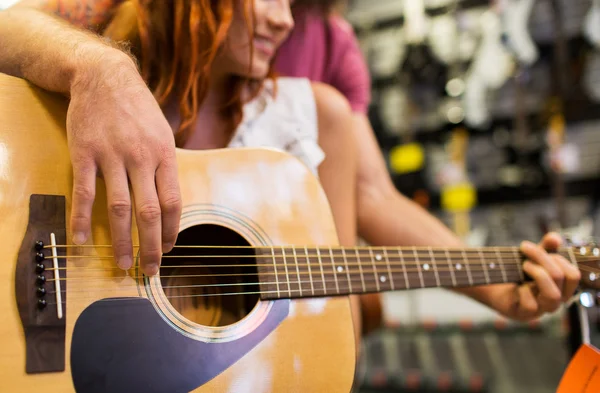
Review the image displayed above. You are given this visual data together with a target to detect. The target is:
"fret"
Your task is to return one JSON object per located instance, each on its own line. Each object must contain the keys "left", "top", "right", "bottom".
{"left": 304, "top": 246, "right": 315, "bottom": 295}
{"left": 463, "top": 250, "right": 486, "bottom": 285}
{"left": 413, "top": 247, "right": 425, "bottom": 288}
{"left": 513, "top": 248, "right": 525, "bottom": 281}
{"left": 447, "top": 250, "right": 468, "bottom": 287}
{"left": 494, "top": 247, "right": 508, "bottom": 283}
{"left": 328, "top": 247, "right": 340, "bottom": 294}
{"left": 281, "top": 247, "right": 309, "bottom": 295}
{"left": 316, "top": 247, "right": 327, "bottom": 295}
{"left": 461, "top": 249, "right": 474, "bottom": 286}
{"left": 428, "top": 247, "right": 441, "bottom": 287}
{"left": 341, "top": 247, "right": 353, "bottom": 293}
{"left": 382, "top": 248, "right": 395, "bottom": 290}
{"left": 281, "top": 246, "right": 292, "bottom": 297}
{"left": 426, "top": 248, "right": 453, "bottom": 287}
{"left": 372, "top": 248, "right": 393, "bottom": 291}
{"left": 368, "top": 248, "right": 381, "bottom": 292}
{"left": 477, "top": 249, "right": 491, "bottom": 284}
{"left": 329, "top": 247, "right": 351, "bottom": 294}
{"left": 292, "top": 247, "right": 302, "bottom": 297}
{"left": 355, "top": 248, "right": 366, "bottom": 292}
{"left": 357, "top": 248, "right": 380, "bottom": 292}
{"left": 270, "top": 246, "right": 280, "bottom": 297}
{"left": 412, "top": 248, "right": 438, "bottom": 288}
{"left": 444, "top": 249, "right": 457, "bottom": 287}
{"left": 398, "top": 247, "right": 410, "bottom": 289}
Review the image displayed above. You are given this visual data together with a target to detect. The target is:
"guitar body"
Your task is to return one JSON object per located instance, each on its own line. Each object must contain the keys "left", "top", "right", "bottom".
{"left": 0, "top": 74, "right": 356, "bottom": 392}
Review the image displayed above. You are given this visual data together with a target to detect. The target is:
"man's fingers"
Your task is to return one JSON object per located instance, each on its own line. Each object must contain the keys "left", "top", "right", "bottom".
{"left": 129, "top": 165, "right": 162, "bottom": 276}
{"left": 70, "top": 161, "right": 97, "bottom": 245}
{"left": 522, "top": 261, "right": 562, "bottom": 313}
{"left": 156, "top": 158, "right": 181, "bottom": 253}
{"left": 103, "top": 165, "right": 133, "bottom": 271}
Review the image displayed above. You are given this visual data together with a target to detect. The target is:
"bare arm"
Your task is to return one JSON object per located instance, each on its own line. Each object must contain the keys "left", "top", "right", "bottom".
{"left": 312, "top": 81, "right": 362, "bottom": 349}
{"left": 0, "top": 0, "right": 127, "bottom": 94}
{"left": 0, "top": 2, "right": 182, "bottom": 277}
{"left": 313, "top": 82, "right": 357, "bottom": 247}
{"left": 353, "top": 113, "right": 580, "bottom": 320}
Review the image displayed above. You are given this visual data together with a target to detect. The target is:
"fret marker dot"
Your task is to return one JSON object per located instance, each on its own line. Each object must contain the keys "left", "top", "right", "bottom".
{"left": 594, "top": 248, "right": 600, "bottom": 257}
{"left": 489, "top": 263, "right": 496, "bottom": 269}
{"left": 456, "top": 263, "right": 462, "bottom": 270}
{"left": 380, "top": 275, "right": 387, "bottom": 283}
{"left": 580, "top": 247, "right": 587, "bottom": 256}
{"left": 337, "top": 266, "right": 344, "bottom": 273}
{"left": 590, "top": 273, "right": 597, "bottom": 282}
{"left": 423, "top": 264, "right": 430, "bottom": 271}
{"left": 375, "top": 254, "right": 382, "bottom": 261}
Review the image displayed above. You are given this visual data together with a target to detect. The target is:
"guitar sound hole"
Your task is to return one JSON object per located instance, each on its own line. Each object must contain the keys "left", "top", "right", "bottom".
{"left": 159, "top": 224, "right": 259, "bottom": 327}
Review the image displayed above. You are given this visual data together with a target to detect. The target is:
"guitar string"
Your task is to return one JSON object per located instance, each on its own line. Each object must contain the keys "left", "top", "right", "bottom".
{"left": 43, "top": 265, "right": 591, "bottom": 304}
{"left": 43, "top": 269, "right": 526, "bottom": 305}
{"left": 35, "top": 249, "right": 585, "bottom": 267}
{"left": 34, "top": 254, "right": 594, "bottom": 281}
{"left": 45, "top": 274, "right": 524, "bottom": 297}
{"left": 47, "top": 244, "right": 558, "bottom": 250}
{"left": 33, "top": 249, "right": 594, "bottom": 282}
{"left": 38, "top": 258, "right": 532, "bottom": 281}
{"left": 42, "top": 265, "right": 525, "bottom": 288}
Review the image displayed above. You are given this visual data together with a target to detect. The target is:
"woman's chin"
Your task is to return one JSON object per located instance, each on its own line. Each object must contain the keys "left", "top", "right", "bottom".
{"left": 239, "top": 62, "right": 270, "bottom": 80}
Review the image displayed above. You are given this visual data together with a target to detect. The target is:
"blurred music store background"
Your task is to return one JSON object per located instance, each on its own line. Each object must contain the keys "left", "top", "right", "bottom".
{"left": 347, "top": 0, "right": 600, "bottom": 392}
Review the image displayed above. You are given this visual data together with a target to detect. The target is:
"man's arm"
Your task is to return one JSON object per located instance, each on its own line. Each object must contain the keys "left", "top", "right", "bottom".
{"left": 0, "top": 3, "right": 182, "bottom": 277}
{"left": 0, "top": 3, "right": 129, "bottom": 95}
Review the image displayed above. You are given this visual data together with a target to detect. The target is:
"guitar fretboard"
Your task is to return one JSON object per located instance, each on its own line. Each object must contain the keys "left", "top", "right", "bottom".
{"left": 255, "top": 246, "right": 571, "bottom": 300}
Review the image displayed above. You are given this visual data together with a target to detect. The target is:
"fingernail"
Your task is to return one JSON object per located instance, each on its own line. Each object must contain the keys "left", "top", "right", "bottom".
{"left": 72, "top": 232, "right": 87, "bottom": 245}
{"left": 117, "top": 256, "right": 133, "bottom": 270}
{"left": 145, "top": 263, "right": 159, "bottom": 276}
{"left": 162, "top": 242, "right": 173, "bottom": 253}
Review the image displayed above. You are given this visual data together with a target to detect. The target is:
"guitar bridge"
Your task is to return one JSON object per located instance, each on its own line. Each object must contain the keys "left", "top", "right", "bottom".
{"left": 15, "top": 194, "right": 67, "bottom": 374}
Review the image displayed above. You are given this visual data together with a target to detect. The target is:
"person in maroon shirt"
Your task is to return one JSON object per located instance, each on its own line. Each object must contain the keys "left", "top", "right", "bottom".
{"left": 275, "top": 0, "right": 579, "bottom": 334}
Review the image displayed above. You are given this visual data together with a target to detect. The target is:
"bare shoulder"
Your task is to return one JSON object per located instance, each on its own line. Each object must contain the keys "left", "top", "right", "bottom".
{"left": 311, "top": 81, "right": 353, "bottom": 126}
{"left": 310, "top": 81, "right": 354, "bottom": 147}
{"left": 10, "top": 0, "right": 124, "bottom": 29}
{"left": 310, "top": 82, "right": 357, "bottom": 247}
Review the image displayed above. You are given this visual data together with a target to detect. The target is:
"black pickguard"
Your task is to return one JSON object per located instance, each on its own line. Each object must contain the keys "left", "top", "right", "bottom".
{"left": 70, "top": 297, "right": 288, "bottom": 393}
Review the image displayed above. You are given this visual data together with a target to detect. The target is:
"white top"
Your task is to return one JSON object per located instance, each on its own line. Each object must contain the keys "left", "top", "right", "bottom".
{"left": 227, "top": 77, "right": 325, "bottom": 176}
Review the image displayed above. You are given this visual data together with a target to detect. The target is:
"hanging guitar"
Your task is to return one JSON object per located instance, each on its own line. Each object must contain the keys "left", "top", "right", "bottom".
{"left": 1, "top": 73, "right": 600, "bottom": 393}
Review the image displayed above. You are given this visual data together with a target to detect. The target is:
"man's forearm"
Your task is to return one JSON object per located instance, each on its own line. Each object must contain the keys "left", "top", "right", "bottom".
{"left": 0, "top": 7, "right": 134, "bottom": 95}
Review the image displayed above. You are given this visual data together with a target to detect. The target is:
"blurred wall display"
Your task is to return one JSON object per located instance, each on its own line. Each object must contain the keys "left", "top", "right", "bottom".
{"left": 349, "top": 1, "right": 600, "bottom": 392}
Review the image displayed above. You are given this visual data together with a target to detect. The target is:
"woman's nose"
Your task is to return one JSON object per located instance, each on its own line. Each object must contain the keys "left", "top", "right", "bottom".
{"left": 268, "top": 1, "right": 295, "bottom": 32}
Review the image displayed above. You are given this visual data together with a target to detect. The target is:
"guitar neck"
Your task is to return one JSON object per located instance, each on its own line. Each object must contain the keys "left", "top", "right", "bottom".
{"left": 255, "top": 246, "right": 570, "bottom": 300}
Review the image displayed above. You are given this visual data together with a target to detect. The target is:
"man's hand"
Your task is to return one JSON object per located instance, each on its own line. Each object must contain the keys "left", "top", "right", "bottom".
{"left": 490, "top": 232, "right": 581, "bottom": 321}
{"left": 68, "top": 54, "right": 181, "bottom": 276}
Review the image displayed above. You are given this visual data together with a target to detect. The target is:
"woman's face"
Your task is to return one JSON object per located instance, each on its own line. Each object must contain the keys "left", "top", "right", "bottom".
{"left": 217, "top": 0, "right": 294, "bottom": 79}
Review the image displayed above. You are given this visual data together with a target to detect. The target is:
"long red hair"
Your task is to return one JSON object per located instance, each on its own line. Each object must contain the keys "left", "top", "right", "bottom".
{"left": 104, "top": 0, "right": 274, "bottom": 146}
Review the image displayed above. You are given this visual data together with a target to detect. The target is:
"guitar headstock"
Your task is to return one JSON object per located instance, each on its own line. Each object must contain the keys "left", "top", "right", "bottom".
{"left": 568, "top": 241, "right": 600, "bottom": 290}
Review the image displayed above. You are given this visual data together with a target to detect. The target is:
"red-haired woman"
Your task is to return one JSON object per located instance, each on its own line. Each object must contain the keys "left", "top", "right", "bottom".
{"left": 0, "top": 0, "right": 581, "bottom": 342}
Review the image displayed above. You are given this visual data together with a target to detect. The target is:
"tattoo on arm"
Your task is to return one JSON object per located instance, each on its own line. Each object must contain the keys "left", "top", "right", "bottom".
{"left": 31, "top": 0, "right": 124, "bottom": 28}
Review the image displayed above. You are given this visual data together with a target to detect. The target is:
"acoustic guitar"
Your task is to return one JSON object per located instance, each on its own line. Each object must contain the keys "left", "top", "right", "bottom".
{"left": 1, "top": 73, "right": 599, "bottom": 393}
